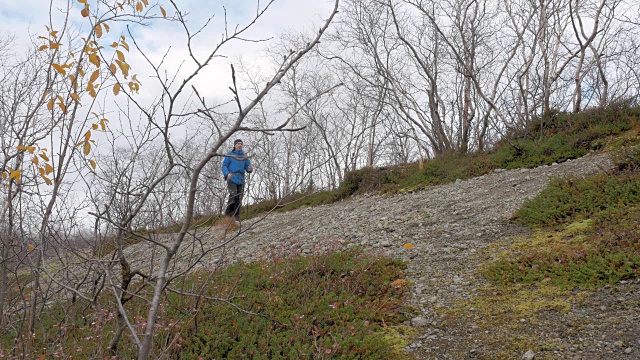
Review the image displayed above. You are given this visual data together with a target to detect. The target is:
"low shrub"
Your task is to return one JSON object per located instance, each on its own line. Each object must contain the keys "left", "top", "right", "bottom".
{"left": 612, "top": 145, "right": 640, "bottom": 172}
{"left": 487, "top": 168, "right": 640, "bottom": 289}
{"left": 514, "top": 172, "right": 640, "bottom": 227}
{"left": 0, "top": 249, "right": 414, "bottom": 359}
{"left": 176, "top": 249, "right": 413, "bottom": 359}
{"left": 492, "top": 105, "right": 640, "bottom": 170}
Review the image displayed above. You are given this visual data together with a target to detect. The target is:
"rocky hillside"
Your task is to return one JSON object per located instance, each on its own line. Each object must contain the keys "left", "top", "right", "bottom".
{"left": 122, "top": 151, "right": 640, "bottom": 359}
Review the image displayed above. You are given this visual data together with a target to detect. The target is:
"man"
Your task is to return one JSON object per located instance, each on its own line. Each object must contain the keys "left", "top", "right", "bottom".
{"left": 221, "top": 139, "right": 253, "bottom": 221}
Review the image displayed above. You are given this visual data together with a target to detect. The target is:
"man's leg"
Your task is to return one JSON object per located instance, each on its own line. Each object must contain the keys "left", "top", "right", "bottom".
{"left": 225, "top": 182, "right": 239, "bottom": 217}
{"left": 232, "top": 184, "right": 244, "bottom": 220}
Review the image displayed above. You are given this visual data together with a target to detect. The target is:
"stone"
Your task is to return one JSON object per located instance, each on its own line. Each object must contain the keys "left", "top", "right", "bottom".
{"left": 625, "top": 348, "right": 633, "bottom": 354}
{"left": 522, "top": 350, "right": 535, "bottom": 360}
{"left": 411, "top": 317, "right": 429, "bottom": 327}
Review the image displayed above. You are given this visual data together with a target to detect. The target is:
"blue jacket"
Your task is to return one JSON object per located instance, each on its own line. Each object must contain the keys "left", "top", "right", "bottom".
{"left": 222, "top": 149, "right": 252, "bottom": 185}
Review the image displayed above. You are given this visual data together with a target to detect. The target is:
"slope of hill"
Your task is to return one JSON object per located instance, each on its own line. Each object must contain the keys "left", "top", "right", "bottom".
{"left": 116, "top": 148, "right": 640, "bottom": 359}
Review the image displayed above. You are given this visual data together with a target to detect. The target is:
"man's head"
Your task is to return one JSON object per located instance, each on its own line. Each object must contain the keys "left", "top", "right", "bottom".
{"left": 233, "top": 139, "right": 243, "bottom": 151}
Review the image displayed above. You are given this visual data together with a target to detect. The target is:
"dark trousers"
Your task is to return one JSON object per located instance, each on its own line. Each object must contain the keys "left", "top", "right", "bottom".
{"left": 225, "top": 182, "right": 244, "bottom": 219}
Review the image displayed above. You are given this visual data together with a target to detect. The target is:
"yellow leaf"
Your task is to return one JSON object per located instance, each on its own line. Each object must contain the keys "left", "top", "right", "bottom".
{"left": 69, "top": 74, "right": 77, "bottom": 89}
{"left": 116, "top": 50, "right": 125, "bottom": 62}
{"left": 50, "top": 31, "right": 59, "bottom": 38}
{"left": 103, "top": 23, "right": 110, "bottom": 32}
{"left": 85, "top": 130, "right": 92, "bottom": 141}
{"left": 28, "top": 243, "right": 36, "bottom": 252}
{"left": 40, "top": 152, "right": 49, "bottom": 161}
{"left": 95, "top": 23, "right": 103, "bottom": 38}
{"left": 16, "top": 145, "right": 27, "bottom": 151}
{"left": 89, "top": 53, "right": 100, "bottom": 67}
{"left": 57, "top": 101, "right": 67, "bottom": 114}
{"left": 32, "top": 157, "right": 39, "bottom": 165}
{"left": 1, "top": 172, "right": 7, "bottom": 179}
{"left": 79, "top": 68, "right": 85, "bottom": 77}
{"left": 89, "top": 159, "right": 96, "bottom": 170}
{"left": 92, "top": 123, "right": 98, "bottom": 130}
{"left": 49, "top": 41, "right": 62, "bottom": 50}
{"left": 110, "top": 42, "right": 118, "bottom": 48}
{"left": 44, "top": 163, "right": 54, "bottom": 175}
{"left": 160, "top": 5, "right": 166, "bottom": 17}
{"left": 83, "top": 141, "right": 91, "bottom": 156}
{"left": 9, "top": 170, "right": 21, "bottom": 182}
{"left": 41, "top": 174, "right": 53, "bottom": 186}
{"left": 77, "top": 0, "right": 87, "bottom": 3}
{"left": 87, "top": 82, "right": 97, "bottom": 98}
{"left": 71, "top": 93, "right": 81, "bottom": 104}
{"left": 136, "top": 1, "right": 143, "bottom": 12}
{"left": 47, "top": 98, "right": 55, "bottom": 111}
{"left": 113, "top": 82, "right": 121, "bottom": 95}
{"left": 142, "top": 0, "right": 148, "bottom": 5}
{"left": 39, "top": 45, "right": 48, "bottom": 51}
{"left": 117, "top": 2, "right": 123, "bottom": 11}
{"left": 128, "top": 82, "right": 139, "bottom": 92}
{"left": 403, "top": 243, "right": 415, "bottom": 250}
{"left": 115, "top": 60, "right": 129, "bottom": 78}
{"left": 90, "top": 69, "right": 100, "bottom": 83}
{"left": 52, "top": 64, "right": 66, "bottom": 76}
{"left": 27, "top": 146, "right": 36, "bottom": 154}
{"left": 109, "top": 63, "right": 117, "bottom": 75}
{"left": 81, "top": 4, "right": 90, "bottom": 17}
{"left": 121, "top": 39, "right": 130, "bottom": 52}
{"left": 100, "top": 118, "right": 108, "bottom": 131}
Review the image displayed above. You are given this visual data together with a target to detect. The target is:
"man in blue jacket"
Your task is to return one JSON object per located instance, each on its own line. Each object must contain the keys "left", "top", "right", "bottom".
{"left": 222, "top": 139, "right": 253, "bottom": 221}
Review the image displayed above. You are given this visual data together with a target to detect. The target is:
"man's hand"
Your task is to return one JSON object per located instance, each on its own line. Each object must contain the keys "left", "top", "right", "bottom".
{"left": 227, "top": 174, "right": 232, "bottom": 181}
{"left": 247, "top": 165, "right": 253, "bottom": 172}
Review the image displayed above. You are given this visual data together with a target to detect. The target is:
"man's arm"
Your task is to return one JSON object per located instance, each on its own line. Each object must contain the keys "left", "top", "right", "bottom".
{"left": 245, "top": 158, "right": 253, "bottom": 173}
{"left": 222, "top": 155, "right": 231, "bottom": 178}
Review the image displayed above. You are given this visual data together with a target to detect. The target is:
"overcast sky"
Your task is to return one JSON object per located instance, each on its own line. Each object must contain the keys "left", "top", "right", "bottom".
{"left": 0, "top": 0, "right": 337, "bottom": 107}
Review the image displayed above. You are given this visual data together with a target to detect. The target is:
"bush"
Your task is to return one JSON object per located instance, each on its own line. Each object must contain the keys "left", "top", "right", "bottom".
{"left": 175, "top": 249, "right": 413, "bottom": 359}
{"left": 0, "top": 250, "right": 414, "bottom": 359}
{"left": 515, "top": 172, "right": 640, "bottom": 227}
{"left": 612, "top": 145, "right": 640, "bottom": 172}
{"left": 487, "top": 167, "right": 640, "bottom": 289}
{"left": 492, "top": 105, "right": 640, "bottom": 170}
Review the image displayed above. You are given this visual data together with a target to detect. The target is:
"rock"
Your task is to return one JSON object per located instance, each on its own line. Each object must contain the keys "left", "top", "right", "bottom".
{"left": 625, "top": 347, "right": 633, "bottom": 354}
{"left": 411, "top": 316, "right": 429, "bottom": 327}
{"left": 522, "top": 350, "right": 535, "bottom": 360}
